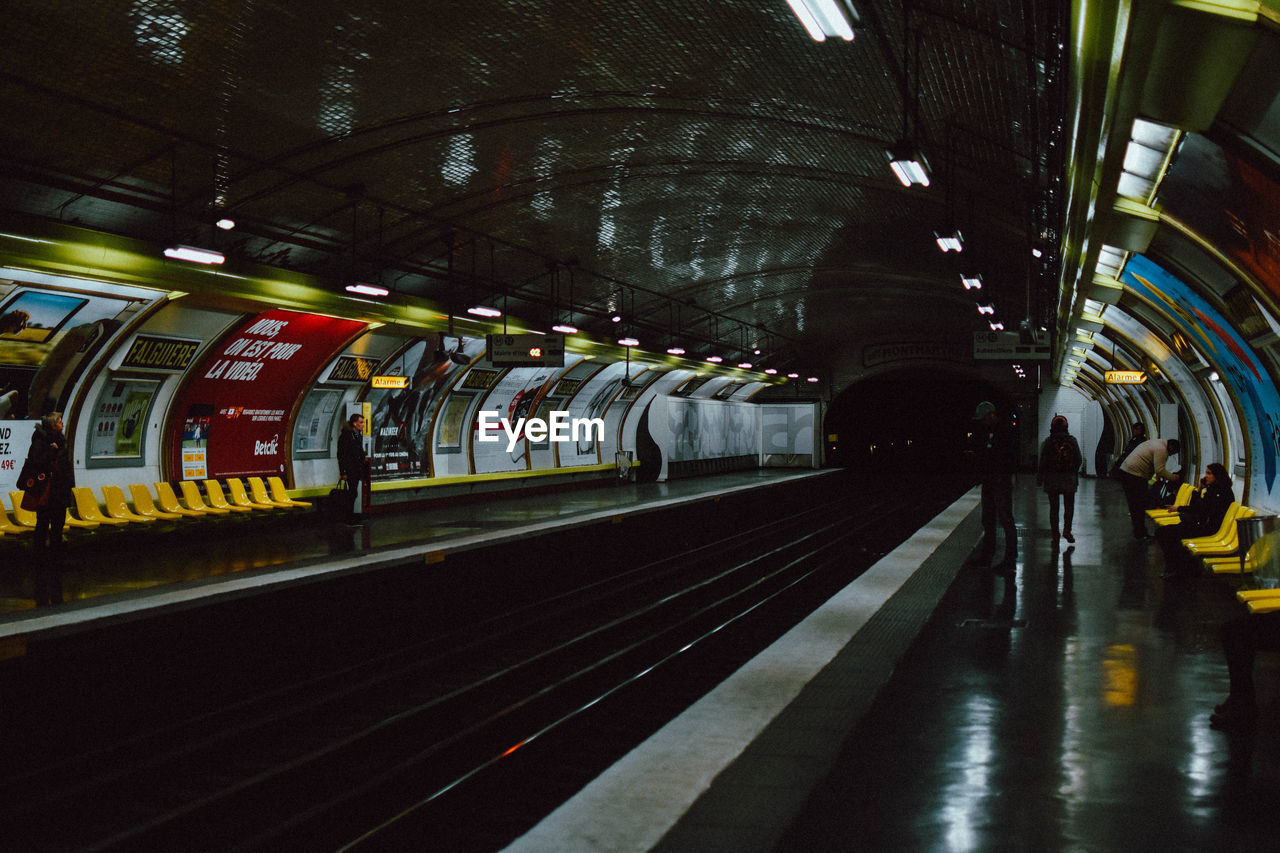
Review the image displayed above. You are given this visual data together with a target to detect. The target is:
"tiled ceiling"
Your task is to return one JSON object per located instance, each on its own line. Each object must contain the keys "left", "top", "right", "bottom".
{"left": 0, "top": 0, "right": 1066, "bottom": 371}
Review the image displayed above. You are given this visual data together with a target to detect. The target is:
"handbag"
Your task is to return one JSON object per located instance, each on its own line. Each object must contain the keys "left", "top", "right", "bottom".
{"left": 20, "top": 471, "right": 52, "bottom": 510}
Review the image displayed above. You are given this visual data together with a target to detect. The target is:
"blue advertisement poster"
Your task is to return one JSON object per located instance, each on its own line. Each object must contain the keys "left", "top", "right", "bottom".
{"left": 1123, "top": 254, "right": 1280, "bottom": 504}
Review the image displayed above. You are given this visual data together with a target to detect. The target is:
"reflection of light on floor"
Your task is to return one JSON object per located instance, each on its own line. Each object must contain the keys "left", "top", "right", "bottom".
{"left": 1102, "top": 644, "right": 1137, "bottom": 706}
{"left": 943, "top": 694, "right": 995, "bottom": 851}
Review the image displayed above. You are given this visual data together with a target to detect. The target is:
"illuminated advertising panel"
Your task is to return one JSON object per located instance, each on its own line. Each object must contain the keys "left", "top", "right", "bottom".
{"left": 1123, "top": 255, "right": 1280, "bottom": 503}
{"left": 165, "top": 310, "right": 365, "bottom": 479}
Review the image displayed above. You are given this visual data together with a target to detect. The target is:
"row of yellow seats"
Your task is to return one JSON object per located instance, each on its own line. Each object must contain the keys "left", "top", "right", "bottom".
{"left": 0, "top": 477, "right": 310, "bottom": 536}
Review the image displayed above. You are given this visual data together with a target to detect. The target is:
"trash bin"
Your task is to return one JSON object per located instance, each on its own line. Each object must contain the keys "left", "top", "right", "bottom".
{"left": 1238, "top": 514, "right": 1280, "bottom": 586}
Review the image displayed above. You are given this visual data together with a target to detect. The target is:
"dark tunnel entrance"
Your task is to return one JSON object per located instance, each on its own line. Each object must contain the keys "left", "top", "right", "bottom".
{"left": 824, "top": 368, "right": 1020, "bottom": 477}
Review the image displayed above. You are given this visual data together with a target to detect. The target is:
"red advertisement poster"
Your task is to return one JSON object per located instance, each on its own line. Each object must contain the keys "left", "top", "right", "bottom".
{"left": 165, "top": 310, "right": 365, "bottom": 480}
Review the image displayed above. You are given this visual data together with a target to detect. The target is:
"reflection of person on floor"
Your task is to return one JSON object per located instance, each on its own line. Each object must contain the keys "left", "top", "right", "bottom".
{"left": 1156, "top": 463, "right": 1233, "bottom": 579}
{"left": 22, "top": 411, "right": 74, "bottom": 606}
{"left": 971, "top": 401, "right": 1017, "bottom": 573}
{"left": 337, "top": 413, "right": 367, "bottom": 524}
{"left": 1214, "top": 609, "right": 1280, "bottom": 731}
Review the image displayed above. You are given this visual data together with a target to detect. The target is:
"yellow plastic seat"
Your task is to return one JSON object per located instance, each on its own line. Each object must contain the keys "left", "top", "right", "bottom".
{"left": 266, "top": 476, "right": 312, "bottom": 509}
{"left": 178, "top": 480, "right": 230, "bottom": 515}
{"left": 101, "top": 485, "right": 157, "bottom": 524}
{"left": 7, "top": 491, "right": 98, "bottom": 530}
{"left": 0, "top": 495, "right": 31, "bottom": 535}
{"left": 129, "top": 484, "right": 184, "bottom": 520}
{"left": 249, "top": 476, "right": 300, "bottom": 509}
{"left": 1237, "top": 588, "right": 1280, "bottom": 614}
{"left": 202, "top": 480, "right": 250, "bottom": 513}
{"left": 226, "top": 477, "right": 277, "bottom": 511}
{"left": 72, "top": 487, "right": 131, "bottom": 527}
{"left": 1181, "top": 503, "right": 1243, "bottom": 553}
{"left": 155, "top": 482, "right": 208, "bottom": 517}
{"left": 1147, "top": 483, "right": 1194, "bottom": 522}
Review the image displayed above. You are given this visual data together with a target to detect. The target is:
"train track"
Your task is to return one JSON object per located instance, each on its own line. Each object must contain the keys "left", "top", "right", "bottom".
{"left": 0, "top": 481, "right": 962, "bottom": 851}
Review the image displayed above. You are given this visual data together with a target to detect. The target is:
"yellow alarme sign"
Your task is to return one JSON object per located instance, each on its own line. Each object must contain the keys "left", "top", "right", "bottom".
{"left": 1104, "top": 370, "right": 1147, "bottom": 385}
{"left": 371, "top": 375, "right": 409, "bottom": 389}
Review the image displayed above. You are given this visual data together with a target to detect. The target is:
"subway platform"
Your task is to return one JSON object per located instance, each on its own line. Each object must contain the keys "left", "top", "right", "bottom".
{"left": 0, "top": 469, "right": 831, "bottom": 643}
{"left": 510, "top": 474, "right": 1280, "bottom": 852}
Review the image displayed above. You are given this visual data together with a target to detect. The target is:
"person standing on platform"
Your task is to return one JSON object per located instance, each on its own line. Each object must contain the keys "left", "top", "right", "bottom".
{"left": 1110, "top": 421, "right": 1148, "bottom": 479}
{"left": 971, "top": 401, "right": 1018, "bottom": 572}
{"left": 1036, "top": 415, "right": 1082, "bottom": 544}
{"left": 1117, "top": 437, "right": 1181, "bottom": 540}
{"left": 337, "top": 413, "right": 367, "bottom": 524}
{"left": 20, "top": 411, "right": 75, "bottom": 606}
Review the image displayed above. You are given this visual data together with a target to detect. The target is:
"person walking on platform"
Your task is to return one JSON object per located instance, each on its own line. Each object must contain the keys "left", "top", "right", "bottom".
{"left": 1116, "top": 437, "right": 1180, "bottom": 540}
{"left": 19, "top": 411, "right": 75, "bottom": 606}
{"left": 971, "top": 401, "right": 1018, "bottom": 572}
{"left": 1156, "top": 463, "right": 1234, "bottom": 579}
{"left": 1036, "top": 415, "right": 1082, "bottom": 544}
{"left": 337, "top": 413, "right": 367, "bottom": 524}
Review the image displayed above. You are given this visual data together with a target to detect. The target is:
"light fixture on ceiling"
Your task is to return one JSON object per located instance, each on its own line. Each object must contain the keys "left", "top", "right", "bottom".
{"left": 738, "top": 362, "right": 753, "bottom": 369}
{"left": 886, "top": 146, "right": 931, "bottom": 187}
{"left": 706, "top": 355, "right": 724, "bottom": 363}
{"left": 961, "top": 274, "right": 983, "bottom": 290}
{"left": 552, "top": 323, "right": 579, "bottom": 334}
{"left": 806, "top": 376, "right": 820, "bottom": 383}
{"left": 550, "top": 263, "right": 579, "bottom": 335}
{"left": 935, "top": 230, "right": 963, "bottom": 252}
{"left": 977, "top": 304, "right": 995, "bottom": 315}
{"left": 467, "top": 305, "right": 502, "bottom": 318}
{"left": 618, "top": 336, "right": 639, "bottom": 347}
{"left": 345, "top": 283, "right": 389, "bottom": 297}
{"left": 765, "top": 368, "right": 778, "bottom": 375}
{"left": 667, "top": 346, "right": 686, "bottom": 355}
{"left": 785, "top": 0, "right": 857, "bottom": 42}
{"left": 215, "top": 218, "right": 236, "bottom": 231}
{"left": 164, "top": 245, "right": 225, "bottom": 265}
{"left": 787, "top": 372, "right": 799, "bottom": 379}
{"left": 988, "top": 321, "right": 1004, "bottom": 331}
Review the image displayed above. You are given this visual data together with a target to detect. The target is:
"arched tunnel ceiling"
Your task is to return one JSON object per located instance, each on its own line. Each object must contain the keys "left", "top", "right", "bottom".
{"left": 0, "top": 0, "right": 1066, "bottom": 373}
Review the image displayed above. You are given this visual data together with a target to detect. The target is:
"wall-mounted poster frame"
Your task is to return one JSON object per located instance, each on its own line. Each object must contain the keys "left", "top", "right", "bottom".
{"left": 293, "top": 386, "right": 344, "bottom": 459}
{"left": 86, "top": 376, "right": 160, "bottom": 467}
{"left": 436, "top": 393, "right": 475, "bottom": 453}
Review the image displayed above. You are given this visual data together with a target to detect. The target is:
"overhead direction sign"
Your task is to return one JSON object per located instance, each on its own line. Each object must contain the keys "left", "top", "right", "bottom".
{"left": 1104, "top": 370, "right": 1147, "bottom": 385}
{"left": 371, "top": 375, "right": 409, "bottom": 389}
{"left": 972, "top": 330, "right": 1050, "bottom": 360}
{"left": 486, "top": 333, "right": 566, "bottom": 368}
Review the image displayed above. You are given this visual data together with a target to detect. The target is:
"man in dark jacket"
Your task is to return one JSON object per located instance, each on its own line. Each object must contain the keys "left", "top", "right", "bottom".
{"left": 972, "top": 401, "right": 1018, "bottom": 572}
{"left": 22, "top": 411, "right": 74, "bottom": 605}
{"left": 337, "top": 413, "right": 367, "bottom": 523}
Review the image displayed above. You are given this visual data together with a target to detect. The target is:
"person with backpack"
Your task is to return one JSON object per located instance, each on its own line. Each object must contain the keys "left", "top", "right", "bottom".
{"left": 1036, "top": 415, "right": 1083, "bottom": 543}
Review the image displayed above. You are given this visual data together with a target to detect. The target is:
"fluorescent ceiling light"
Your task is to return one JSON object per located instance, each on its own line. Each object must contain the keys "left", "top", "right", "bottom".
{"left": 666, "top": 346, "right": 686, "bottom": 355}
{"left": 215, "top": 218, "right": 236, "bottom": 231}
{"left": 787, "top": 372, "right": 799, "bottom": 378}
{"left": 806, "top": 376, "right": 820, "bottom": 383}
{"left": 786, "top": 0, "right": 856, "bottom": 42}
{"left": 988, "top": 321, "right": 1004, "bottom": 331}
{"left": 345, "top": 283, "right": 389, "bottom": 297}
{"left": 737, "top": 362, "right": 753, "bottom": 369}
{"left": 977, "top": 304, "right": 995, "bottom": 315}
{"left": 467, "top": 305, "right": 502, "bottom": 318}
{"left": 618, "top": 337, "right": 639, "bottom": 347}
{"left": 164, "top": 245, "right": 225, "bottom": 265}
{"left": 887, "top": 146, "right": 930, "bottom": 187}
{"left": 551, "top": 323, "right": 578, "bottom": 334}
{"left": 934, "top": 230, "right": 963, "bottom": 252}
{"left": 706, "top": 355, "right": 723, "bottom": 363}
{"left": 961, "top": 275, "right": 982, "bottom": 290}
{"left": 765, "top": 368, "right": 778, "bottom": 375}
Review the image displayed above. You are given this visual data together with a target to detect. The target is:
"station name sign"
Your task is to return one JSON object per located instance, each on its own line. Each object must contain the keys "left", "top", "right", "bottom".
{"left": 120, "top": 334, "right": 200, "bottom": 372}
{"left": 1104, "top": 370, "right": 1147, "bottom": 385}
{"left": 487, "top": 333, "right": 565, "bottom": 367}
{"left": 972, "top": 331, "right": 1050, "bottom": 360}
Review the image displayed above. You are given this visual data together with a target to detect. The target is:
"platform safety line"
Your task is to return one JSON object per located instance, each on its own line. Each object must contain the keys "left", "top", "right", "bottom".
{"left": 503, "top": 487, "right": 982, "bottom": 853}
{"left": 0, "top": 469, "right": 837, "bottom": 642}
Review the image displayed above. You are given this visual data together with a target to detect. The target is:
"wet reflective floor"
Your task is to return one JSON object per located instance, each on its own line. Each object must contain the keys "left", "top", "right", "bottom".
{"left": 775, "top": 475, "right": 1280, "bottom": 852}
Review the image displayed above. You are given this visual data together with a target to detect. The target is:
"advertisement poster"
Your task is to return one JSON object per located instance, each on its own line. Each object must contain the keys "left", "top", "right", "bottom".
{"left": 1123, "top": 255, "right": 1280, "bottom": 504}
{"left": 165, "top": 310, "right": 365, "bottom": 479}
